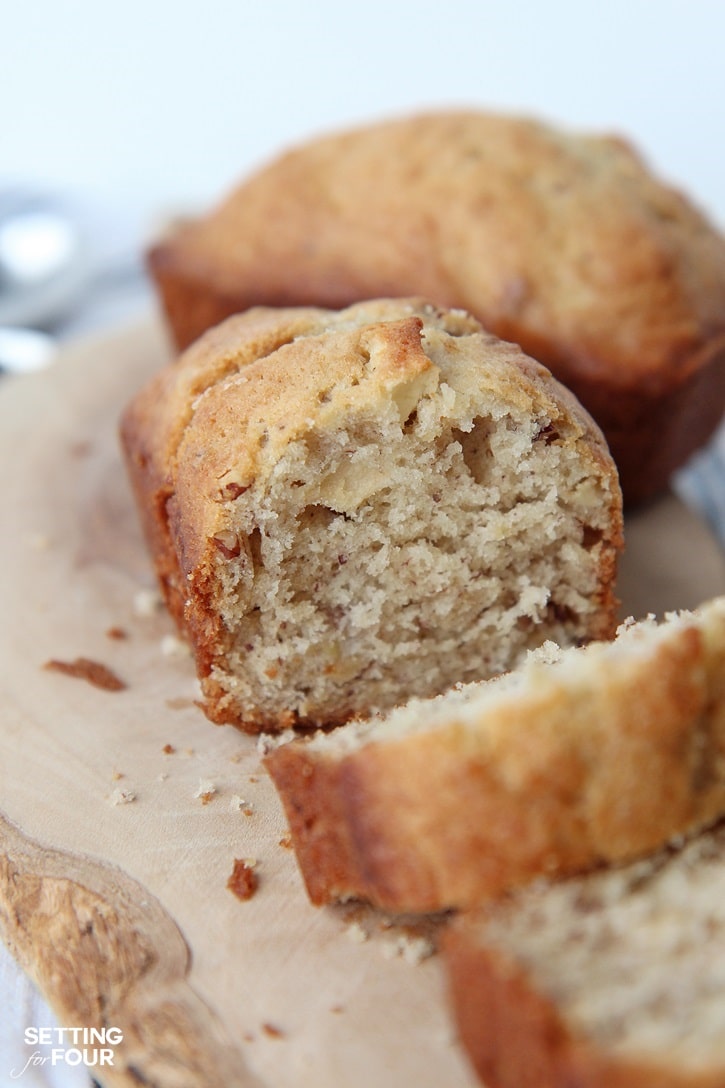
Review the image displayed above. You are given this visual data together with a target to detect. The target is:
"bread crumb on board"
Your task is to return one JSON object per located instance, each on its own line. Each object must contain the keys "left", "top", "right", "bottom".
{"left": 106, "top": 626, "right": 128, "bottom": 641}
{"left": 195, "top": 779, "right": 217, "bottom": 804}
{"left": 109, "top": 788, "right": 136, "bottom": 806}
{"left": 227, "top": 858, "right": 259, "bottom": 901}
{"left": 160, "top": 634, "right": 191, "bottom": 658}
{"left": 43, "top": 657, "right": 127, "bottom": 692}
{"left": 165, "top": 696, "right": 196, "bottom": 710}
{"left": 380, "top": 933, "right": 436, "bottom": 965}
{"left": 346, "top": 922, "right": 369, "bottom": 945}
{"left": 261, "top": 1022, "right": 285, "bottom": 1039}
{"left": 26, "top": 532, "right": 51, "bottom": 551}
{"left": 229, "top": 795, "right": 254, "bottom": 815}
{"left": 339, "top": 903, "right": 442, "bottom": 963}
{"left": 132, "top": 588, "right": 164, "bottom": 617}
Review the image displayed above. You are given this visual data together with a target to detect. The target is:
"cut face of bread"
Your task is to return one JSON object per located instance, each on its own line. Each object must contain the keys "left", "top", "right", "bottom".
{"left": 121, "top": 298, "right": 622, "bottom": 732}
{"left": 444, "top": 818, "right": 725, "bottom": 1088}
{"left": 265, "top": 597, "right": 725, "bottom": 912}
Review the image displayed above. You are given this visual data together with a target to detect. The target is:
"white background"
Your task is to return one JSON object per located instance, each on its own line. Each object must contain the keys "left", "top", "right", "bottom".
{"left": 3, "top": 0, "right": 725, "bottom": 243}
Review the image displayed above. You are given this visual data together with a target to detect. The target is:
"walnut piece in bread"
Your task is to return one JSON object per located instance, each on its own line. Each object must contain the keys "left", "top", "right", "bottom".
{"left": 444, "top": 813, "right": 725, "bottom": 1087}
{"left": 147, "top": 110, "right": 725, "bottom": 504}
{"left": 121, "top": 298, "right": 622, "bottom": 733}
{"left": 265, "top": 596, "right": 725, "bottom": 912}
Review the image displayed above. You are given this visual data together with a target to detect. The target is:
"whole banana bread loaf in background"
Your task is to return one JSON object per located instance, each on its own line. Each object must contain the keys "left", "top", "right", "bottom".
{"left": 147, "top": 110, "right": 725, "bottom": 505}
{"left": 265, "top": 596, "right": 725, "bottom": 912}
{"left": 444, "top": 810, "right": 725, "bottom": 1087}
{"left": 121, "top": 298, "right": 622, "bottom": 733}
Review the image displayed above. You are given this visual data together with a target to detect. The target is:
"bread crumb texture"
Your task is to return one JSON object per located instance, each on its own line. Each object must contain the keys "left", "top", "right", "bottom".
{"left": 447, "top": 818, "right": 725, "bottom": 1083}
{"left": 266, "top": 596, "right": 725, "bottom": 912}
{"left": 122, "top": 298, "right": 622, "bottom": 732}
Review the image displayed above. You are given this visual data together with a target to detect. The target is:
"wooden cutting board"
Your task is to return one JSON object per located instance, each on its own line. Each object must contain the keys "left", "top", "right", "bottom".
{"left": 0, "top": 317, "right": 723, "bottom": 1088}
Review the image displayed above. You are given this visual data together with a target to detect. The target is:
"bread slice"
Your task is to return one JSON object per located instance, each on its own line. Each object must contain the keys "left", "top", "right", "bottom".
{"left": 121, "top": 298, "right": 622, "bottom": 733}
{"left": 147, "top": 110, "right": 725, "bottom": 504}
{"left": 444, "top": 815, "right": 725, "bottom": 1088}
{"left": 265, "top": 596, "right": 725, "bottom": 912}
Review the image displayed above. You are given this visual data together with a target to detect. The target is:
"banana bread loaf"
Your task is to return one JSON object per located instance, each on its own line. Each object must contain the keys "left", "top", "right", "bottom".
{"left": 444, "top": 811, "right": 725, "bottom": 1087}
{"left": 121, "top": 298, "right": 622, "bottom": 733}
{"left": 265, "top": 596, "right": 725, "bottom": 912}
{"left": 147, "top": 110, "right": 725, "bottom": 504}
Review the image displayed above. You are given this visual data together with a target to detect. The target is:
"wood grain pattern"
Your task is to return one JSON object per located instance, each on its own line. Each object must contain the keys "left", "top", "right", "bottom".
{"left": 0, "top": 317, "right": 722, "bottom": 1087}
{"left": 0, "top": 812, "right": 259, "bottom": 1087}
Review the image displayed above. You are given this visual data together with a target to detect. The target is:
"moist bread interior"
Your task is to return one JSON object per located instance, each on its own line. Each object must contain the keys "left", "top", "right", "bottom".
{"left": 202, "top": 306, "right": 617, "bottom": 727}
{"left": 477, "top": 824, "right": 725, "bottom": 1068}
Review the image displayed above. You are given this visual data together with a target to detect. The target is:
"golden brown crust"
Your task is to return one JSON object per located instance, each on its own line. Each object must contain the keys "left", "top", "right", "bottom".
{"left": 443, "top": 923, "right": 725, "bottom": 1088}
{"left": 265, "top": 600, "right": 725, "bottom": 912}
{"left": 120, "top": 305, "right": 335, "bottom": 630}
{"left": 148, "top": 110, "right": 725, "bottom": 503}
{"left": 262, "top": 746, "right": 364, "bottom": 900}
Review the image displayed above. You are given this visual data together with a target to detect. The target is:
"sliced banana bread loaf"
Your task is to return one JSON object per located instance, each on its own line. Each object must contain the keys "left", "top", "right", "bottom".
{"left": 122, "top": 298, "right": 621, "bottom": 732}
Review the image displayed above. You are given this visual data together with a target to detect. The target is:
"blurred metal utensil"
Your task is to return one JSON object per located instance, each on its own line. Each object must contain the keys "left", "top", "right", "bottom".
{"left": 0, "top": 325, "right": 57, "bottom": 374}
{"left": 0, "top": 190, "right": 91, "bottom": 330}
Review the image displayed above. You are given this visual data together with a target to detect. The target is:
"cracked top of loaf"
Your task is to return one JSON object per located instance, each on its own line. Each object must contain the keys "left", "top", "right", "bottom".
{"left": 147, "top": 110, "right": 725, "bottom": 502}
